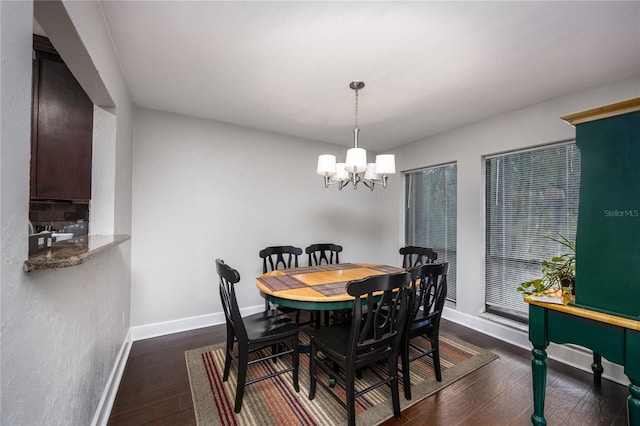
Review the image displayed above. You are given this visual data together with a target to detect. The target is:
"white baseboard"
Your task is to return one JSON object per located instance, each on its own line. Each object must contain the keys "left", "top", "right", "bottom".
{"left": 130, "top": 305, "right": 264, "bottom": 341}
{"left": 91, "top": 329, "right": 132, "bottom": 426}
{"left": 442, "top": 307, "right": 629, "bottom": 386}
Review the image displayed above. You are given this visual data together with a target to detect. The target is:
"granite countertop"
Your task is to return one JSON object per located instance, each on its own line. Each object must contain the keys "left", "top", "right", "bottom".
{"left": 24, "top": 234, "right": 131, "bottom": 272}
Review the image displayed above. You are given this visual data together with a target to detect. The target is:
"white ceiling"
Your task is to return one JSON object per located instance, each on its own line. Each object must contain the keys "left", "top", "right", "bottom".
{"left": 98, "top": 1, "right": 640, "bottom": 151}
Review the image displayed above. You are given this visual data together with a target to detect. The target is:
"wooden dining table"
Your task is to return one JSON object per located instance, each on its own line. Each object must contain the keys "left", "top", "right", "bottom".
{"left": 256, "top": 263, "right": 406, "bottom": 311}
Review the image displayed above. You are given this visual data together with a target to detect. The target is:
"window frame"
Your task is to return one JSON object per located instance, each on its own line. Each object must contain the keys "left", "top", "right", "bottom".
{"left": 404, "top": 162, "right": 458, "bottom": 304}
{"left": 483, "top": 139, "right": 579, "bottom": 321}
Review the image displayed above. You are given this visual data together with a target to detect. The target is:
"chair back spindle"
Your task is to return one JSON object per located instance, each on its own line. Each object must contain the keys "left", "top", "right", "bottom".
{"left": 260, "top": 245, "right": 303, "bottom": 273}
{"left": 400, "top": 246, "right": 438, "bottom": 268}
{"left": 347, "top": 272, "right": 410, "bottom": 361}
{"left": 305, "top": 243, "right": 343, "bottom": 266}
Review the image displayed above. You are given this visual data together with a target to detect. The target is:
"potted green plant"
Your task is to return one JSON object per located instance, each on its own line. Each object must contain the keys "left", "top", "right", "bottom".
{"left": 517, "top": 234, "right": 576, "bottom": 297}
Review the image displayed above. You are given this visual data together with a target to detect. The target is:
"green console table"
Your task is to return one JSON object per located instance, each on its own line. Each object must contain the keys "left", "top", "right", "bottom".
{"left": 527, "top": 297, "right": 640, "bottom": 426}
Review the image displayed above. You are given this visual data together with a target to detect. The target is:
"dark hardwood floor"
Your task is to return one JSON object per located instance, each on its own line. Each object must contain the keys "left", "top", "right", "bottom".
{"left": 108, "top": 319, "right": 629, "bottom": 425}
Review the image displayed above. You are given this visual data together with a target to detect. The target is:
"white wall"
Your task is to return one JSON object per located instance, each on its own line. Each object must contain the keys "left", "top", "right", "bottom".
{"left": 59, "top": 1, "right": 134, "bottom": 236}
{"left": 131, "top": 108, "right": 390, "bottom": 334}
{"left": 377, "top": 75, "right": 640, "bottom": 383}
{"left": 91, "top": 106, "right": 117, "bottom": 234}
{"left": 0, "top": 1, "right": 133, "bottom": 425}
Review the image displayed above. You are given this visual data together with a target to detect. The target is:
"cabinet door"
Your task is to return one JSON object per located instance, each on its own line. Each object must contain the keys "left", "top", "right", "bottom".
{"left": 574, "top": 110, "right": 640, "bottom": 318}
{"left": 31, "top": 50, "right": 93, "bottom": 200}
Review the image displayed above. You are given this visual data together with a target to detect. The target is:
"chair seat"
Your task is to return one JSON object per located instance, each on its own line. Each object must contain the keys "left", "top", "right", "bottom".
{"left": 409, "top": 315, "right": 433, "bottom": 334}
{"left": 312, "top": 327, "right": 397, "bottom": 376}
{"left": 309, "top": 324, "right": 351, "bottom": 359}
{"left": 244, "top": 311, "right": 300, "bottom": 344}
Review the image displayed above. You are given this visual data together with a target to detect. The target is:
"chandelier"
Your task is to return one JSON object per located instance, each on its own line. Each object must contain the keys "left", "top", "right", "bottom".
{"left": 316, "top": 81, "right": 396, "bottom": 190}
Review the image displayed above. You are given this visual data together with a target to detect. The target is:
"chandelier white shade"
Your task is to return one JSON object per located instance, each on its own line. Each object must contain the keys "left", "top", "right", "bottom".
{"left": 317, "top": 81, "right": 396, "bottom": 190}
{"left": 316, "top": 154, "right": 337, "bottom": 175}
{"left": 345, "top": 147, "right": 367, "bottom": 173}
{"left": 375, "top": 154, "right": 396, "bottom": 175}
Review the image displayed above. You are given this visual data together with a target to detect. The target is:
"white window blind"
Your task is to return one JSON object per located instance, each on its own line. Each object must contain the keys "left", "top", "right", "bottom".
{"left": 405, "top": 163, "right": 457, "bottom": 302}
{"left": 485, "top": 142, "right": 580, "bottom": 320}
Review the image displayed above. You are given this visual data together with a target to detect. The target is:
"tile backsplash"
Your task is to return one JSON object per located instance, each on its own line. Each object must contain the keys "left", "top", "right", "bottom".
{"left": 29, "top": 201, "right": 89, "bottom": 233}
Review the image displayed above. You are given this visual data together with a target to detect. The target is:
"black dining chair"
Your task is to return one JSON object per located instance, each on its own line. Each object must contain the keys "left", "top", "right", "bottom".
{"left": 260, "top": 245, "right": 303, "bottom": 273}
{"left": 401, "top": 262, "right": 448, "bottom": 400}
{"left": 259, "top": 245, "right": 314, "bottom": 326}
{"left": 305, "top": 243, "right": 343, "bottom": 326}
{"left": 305, "top": 243, "right": 343, "bottom": 266}
{"left": 216, "top": 259, "right": 300, "bottom": 413}
{"left": 308, "top": 271, "right": 410, "bottom": 426}
{"left": 399, "top": 245, "right": 438, "bottom": 268}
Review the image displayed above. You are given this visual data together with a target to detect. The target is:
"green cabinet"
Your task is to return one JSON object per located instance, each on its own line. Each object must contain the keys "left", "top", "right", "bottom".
{"left": 528, "top": 97, "right": 640, "bottom": 426}
{"left": 564, "top": 100, "right": 640, "bottom": 319}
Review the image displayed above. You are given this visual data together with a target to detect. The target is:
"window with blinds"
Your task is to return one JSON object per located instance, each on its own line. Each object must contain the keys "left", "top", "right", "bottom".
{"left": 485, "top": 142, "right": 580, "bottom": 320}
{"left": 405, "top": 163, "right": 457, "bottom": 303}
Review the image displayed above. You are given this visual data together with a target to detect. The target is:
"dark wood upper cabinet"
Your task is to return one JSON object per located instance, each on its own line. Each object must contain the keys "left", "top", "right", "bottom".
{"left": 31, "top": 35, "right": 93, "bottom": 201}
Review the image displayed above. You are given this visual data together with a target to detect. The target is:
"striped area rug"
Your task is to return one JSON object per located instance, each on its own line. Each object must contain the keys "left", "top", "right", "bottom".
{"left": 185, "top": 332, "right": 497, "bottom": 425}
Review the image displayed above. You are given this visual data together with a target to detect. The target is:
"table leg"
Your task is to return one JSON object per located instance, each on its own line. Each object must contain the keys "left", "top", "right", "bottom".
{"left": 330, "top": 309, "right": 351, "bottom": 325}
{"left": 531, "top": 345, "right": 548, "bottom": 426}
{"left": 629, "top": 379, "right": 640, "bottom": 426}
{"left": 591, "top": 352, "right": 603, "bottom": 387}
{"left": 626, "top": 329, "right": 640, "bottom": 426}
